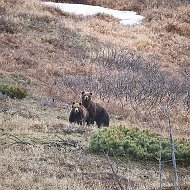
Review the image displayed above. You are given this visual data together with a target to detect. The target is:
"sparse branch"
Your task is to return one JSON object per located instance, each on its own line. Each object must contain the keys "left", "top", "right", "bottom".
{"left": 0, "top": 133, "right": 82, "bottom": 150}
{"left": 159, "top": 140, "right": 163, "bottom": 190}
{"left": 104, "top": 150, "right": 124, "bottom": 190}
{"left": 165, "top": 104, "right": 179, "bottom": 190}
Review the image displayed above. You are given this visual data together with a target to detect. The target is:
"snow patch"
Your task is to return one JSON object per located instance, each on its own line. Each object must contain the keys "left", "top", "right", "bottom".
{"left": 43, "top": 2, "right": 144, "bottom": 26}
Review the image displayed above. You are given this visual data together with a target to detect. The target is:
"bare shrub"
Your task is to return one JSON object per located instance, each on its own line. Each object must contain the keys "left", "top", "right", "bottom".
{"left": 59, "top": 44, "right": 190, "bottom": 131}
{"left": 0, "top": 16, "right": 17, "bottom": 34}
{"left": 166, "top": 23, "right": 190, "bottom": 38}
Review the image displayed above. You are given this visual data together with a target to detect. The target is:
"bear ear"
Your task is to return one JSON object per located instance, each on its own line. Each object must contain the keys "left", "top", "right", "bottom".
{"left": 82, "top": 91, "right": 85, "bottom": 95}
{"left": 72, "top": 102, "right": 75, "bottom": 108}
{"left": 90, "top": 92, "right": 92, "bottom": 95}
{"left": 79, "top": 102, "right": 82, "bottom": 106}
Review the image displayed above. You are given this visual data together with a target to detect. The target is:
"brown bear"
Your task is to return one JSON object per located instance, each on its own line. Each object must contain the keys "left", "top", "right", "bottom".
{"left": 81, "top": 91, "right": 109, "bottom": 127}
{"left": 69, "top": 102, "right": 89, "bottom": 126}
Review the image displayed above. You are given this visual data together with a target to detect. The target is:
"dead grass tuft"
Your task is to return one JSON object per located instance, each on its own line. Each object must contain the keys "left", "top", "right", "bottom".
{"left": 166, "top": 22, "right": 190, "bottom": 38}
{"left": 65, "top": 63, "right": 97, "bottom": 75}
{"left": 0, "top": 16, "right": 18, "bottom": 34}
{"left": 94, "top": 13, "right": 118, "bottom": 23}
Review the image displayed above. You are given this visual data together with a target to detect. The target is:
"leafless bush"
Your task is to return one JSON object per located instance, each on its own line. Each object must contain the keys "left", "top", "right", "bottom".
{"left": 59, "top": 45, "right": 190, "bottom": 124}
{"left": 0, "top": 16, "right": 17, "bottom": 34}
{"left": 59, "top": 26, "right": 100, "bottom": 61}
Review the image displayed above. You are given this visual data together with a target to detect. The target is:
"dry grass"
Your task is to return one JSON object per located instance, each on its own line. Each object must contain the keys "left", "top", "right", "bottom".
{"left": 0, "top": 0, "right": 189, "bottom": 130}
{"left": 1, "top": 0, "right": 189, "bottom": 73}
{"left": 49, "top": 0, "right": 189, "bottom": 12}
{"left": 0, "top": 0, "right": 190, "bottom": 188}
{"left": 0, "top": 99, "right": 190, "bottom": 190}
{"left": 60, "top": 5, "right": 190, "bottom": 70}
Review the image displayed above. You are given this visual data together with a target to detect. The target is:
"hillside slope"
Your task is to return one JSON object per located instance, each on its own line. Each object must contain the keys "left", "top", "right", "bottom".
{"left": 0, "top": 0, "right": 190, "bottom": 189}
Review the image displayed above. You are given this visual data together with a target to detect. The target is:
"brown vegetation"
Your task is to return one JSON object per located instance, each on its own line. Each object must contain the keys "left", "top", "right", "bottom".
{"left": 0, "top": 99, "right": 190, "bottom": 190}
{"left": 0, "top": 0, "right": 190, "bottom": 189}
{"left": 49, "top": 0, "right": 189, "bottom": 12}
{"left": 0, "top": 0, "right": 189, "bottom": 131}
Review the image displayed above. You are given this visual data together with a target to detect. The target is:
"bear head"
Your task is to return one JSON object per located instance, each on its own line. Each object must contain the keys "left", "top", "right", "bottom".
{"left": 81, "top": 91, "right": 92, "bottom": 104}
{"left": 72, "top": 102, "right": 82, "bottom": 113}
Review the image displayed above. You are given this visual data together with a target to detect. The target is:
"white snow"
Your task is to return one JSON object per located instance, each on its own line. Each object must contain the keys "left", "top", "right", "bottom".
{"left": 43, "top": 2, "right": 144, "bottom": 26}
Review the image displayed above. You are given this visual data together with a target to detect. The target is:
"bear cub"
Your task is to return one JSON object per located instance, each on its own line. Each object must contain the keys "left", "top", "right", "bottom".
{"left": 81, "top": 91, "right": 109, "bottom": 127}
{"left": 69, "top": 102, "right": 89, "bottom": 126}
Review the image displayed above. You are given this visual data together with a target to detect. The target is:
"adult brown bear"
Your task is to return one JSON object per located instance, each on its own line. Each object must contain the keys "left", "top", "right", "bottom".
{"left": 81, "top": 91, "right": 109, "bottom": 127}
{"left": 69, "top": 102, "right": 89, "bottom": 126}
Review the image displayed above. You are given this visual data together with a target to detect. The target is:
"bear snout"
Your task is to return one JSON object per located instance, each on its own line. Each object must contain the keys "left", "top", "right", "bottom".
{"left": 84, "top": 96, "right": 89, "bottom": 101}
{"left": 74, "top": 108, "right": 79, "bottom": 113}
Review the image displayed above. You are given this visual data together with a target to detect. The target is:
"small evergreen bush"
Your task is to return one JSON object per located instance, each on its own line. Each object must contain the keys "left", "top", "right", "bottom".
{"left": 90, "top": 126, "right": 190, "bottom": 163}
{"left": 0, "top": 84, "right": 27, "bottom": 99}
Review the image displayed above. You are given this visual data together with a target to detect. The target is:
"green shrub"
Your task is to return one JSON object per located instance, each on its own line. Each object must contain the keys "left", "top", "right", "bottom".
{"left": 0, "top": 84, "right": 27, "bottom": 99}
{"left": 90, "top": 126, "right": 190, "bottom": 163}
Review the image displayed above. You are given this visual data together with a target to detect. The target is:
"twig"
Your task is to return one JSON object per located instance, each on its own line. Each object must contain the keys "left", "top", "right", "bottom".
{"left": 166, "top": 104, "right": 179, "bottom": 190}
{"left": 104, "top": 150, "right": 124, "bottom": 190}
{"left": 159, "top": 140, "right": 163, "bottom": 190}
{"left": 2, "top": 133, "right": 32, "bottom": 145}
{"left": 0, "top": 133, "right": 82, "bottom": 150}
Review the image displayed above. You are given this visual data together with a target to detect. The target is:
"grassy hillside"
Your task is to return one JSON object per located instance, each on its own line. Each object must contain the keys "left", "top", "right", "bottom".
{"left": 0, "top": 0, "right": 190, "bottom": 189}
{"left": 0, "top": 99, "right": 190, "bottom": 190}
{"left": 48, "top": 0, "right": 190, "bottom": 70}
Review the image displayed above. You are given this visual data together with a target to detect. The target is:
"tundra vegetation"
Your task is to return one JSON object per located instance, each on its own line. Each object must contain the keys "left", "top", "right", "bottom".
{"left": 0, "top": 0, "right": 190, "bottom": 189}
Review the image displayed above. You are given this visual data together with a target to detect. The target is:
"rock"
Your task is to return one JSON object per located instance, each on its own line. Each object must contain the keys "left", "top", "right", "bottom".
{"left": 0, "top": 92, "right": 8, "bottom": 100}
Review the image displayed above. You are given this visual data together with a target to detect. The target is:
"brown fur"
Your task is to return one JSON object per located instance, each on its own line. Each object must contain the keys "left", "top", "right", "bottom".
{"left": 81, "top": 91, "right": 109, "bottom": 127}
{"left": 69, "top": 102, "right": 89, "bottom": 126}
